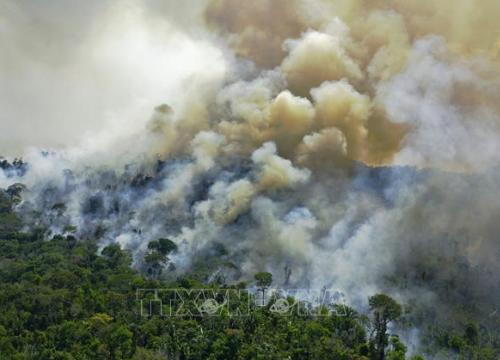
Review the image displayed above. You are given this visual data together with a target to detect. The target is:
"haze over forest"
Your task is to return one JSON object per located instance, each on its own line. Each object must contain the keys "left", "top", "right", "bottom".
{"left": 1, "top": 1, "right": 499, "bottom": 359}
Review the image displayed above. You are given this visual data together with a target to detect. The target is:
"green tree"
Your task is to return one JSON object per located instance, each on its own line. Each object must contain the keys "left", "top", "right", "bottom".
{"left": 368, "top": 294, "right": 402, "bottom": 360}
{"left": 101, "top": 243, "right": 132, "bottom": 269}
{"left": 144, "top": 239, "right": 177, "bottom": 280}
{"left": 464, "top": 322, "right": 479, "bottom": 346}
{"left": 254, "top": 272, "right": 272, "bottom": 306}
{"left": 385, "top": 335, "right": 406, "bottom": 360}
{"left": 147, "top": 238, "right": 177, "bottom": 256}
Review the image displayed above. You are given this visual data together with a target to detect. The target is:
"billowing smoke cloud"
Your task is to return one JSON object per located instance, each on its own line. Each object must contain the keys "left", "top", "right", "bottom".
{"left": 379, "top": 37, "right": 500, "bottom": 170}
{"left": 2, "top": 0, "right": 500, "bottom": 351}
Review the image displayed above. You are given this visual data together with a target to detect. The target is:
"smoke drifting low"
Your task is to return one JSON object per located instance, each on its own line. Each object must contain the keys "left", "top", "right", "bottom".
{"left": 1, "top": 0, "right": 500, "bottom": 349}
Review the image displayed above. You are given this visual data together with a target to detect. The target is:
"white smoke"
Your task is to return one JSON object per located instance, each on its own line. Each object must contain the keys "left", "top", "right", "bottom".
{"left": 0, "top": 0, "right": 225, "bottom": 157}
{"left": 379, "top": 37, "right": 500, "bottom": 171}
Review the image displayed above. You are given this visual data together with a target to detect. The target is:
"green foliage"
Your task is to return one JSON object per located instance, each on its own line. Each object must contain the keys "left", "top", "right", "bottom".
{"left": 102, "top": 243, "right": 132, "bottom": 269}
{"left": 0, "top": 191, "right": 22, "bottom": 238}
{"left": 254, "top": 272, "right": 273, "bottom": 289}
{"left": 0, "top": 191, "right": 12, "bottom": 213}
{"left": 143, "top": 239, "right": 177, "bottom": 280}
{"left": 0, "top": 195, "right": 497, "bottom": 359}
{"left": 0, "top": 230, "right": 380, "bottom": 359}
{"left": 0, "top": 211, "right": 22, "bottom": 238}
{"left": 464, "top": 322, "right": 479, "bottom": 346}
{"left": 147, "top": 238, "right": 177, "bottom": 256}
{"left": 368, "top": 294, "right": 402, "bottom": 360}
{"left": 385, "top": 336, "right": 406, "bottom": 360}
{"left": 369, "top": 294, "right": 402, "bottom": 322}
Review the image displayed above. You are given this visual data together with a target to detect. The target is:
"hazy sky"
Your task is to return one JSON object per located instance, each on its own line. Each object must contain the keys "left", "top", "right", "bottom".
{"left": 0, "top": 0, "right": 223, "bottom": 156}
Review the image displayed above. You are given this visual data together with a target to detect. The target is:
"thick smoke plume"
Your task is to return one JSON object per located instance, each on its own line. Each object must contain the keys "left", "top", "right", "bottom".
{"left": 1, "top": 0, "right": 500, "bottom": 351}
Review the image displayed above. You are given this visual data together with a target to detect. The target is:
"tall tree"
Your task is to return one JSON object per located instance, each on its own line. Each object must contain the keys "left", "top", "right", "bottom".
{"left": 254, "top": 272, "right": 272, "bottom": 306}
{"left": 368, "top": 294, "right": 402, "bottom": 360}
